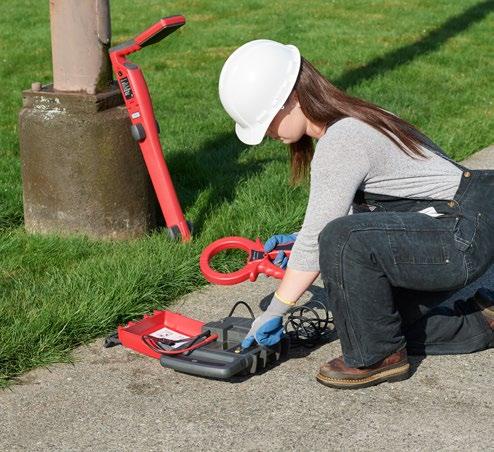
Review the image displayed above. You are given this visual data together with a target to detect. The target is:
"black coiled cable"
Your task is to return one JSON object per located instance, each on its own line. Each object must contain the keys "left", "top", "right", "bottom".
{"left": 284, "top": 300, "right": 334, "bottom": 348}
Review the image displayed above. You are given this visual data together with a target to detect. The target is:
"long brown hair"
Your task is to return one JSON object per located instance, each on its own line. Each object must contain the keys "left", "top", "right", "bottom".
{"left": 289, "top": 57, "right": 432, "bottom": 184}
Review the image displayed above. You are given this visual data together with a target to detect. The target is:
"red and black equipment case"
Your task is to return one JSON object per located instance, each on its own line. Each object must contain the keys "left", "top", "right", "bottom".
{"left": 109, "top": 16, "right": 192, "bottom": 241}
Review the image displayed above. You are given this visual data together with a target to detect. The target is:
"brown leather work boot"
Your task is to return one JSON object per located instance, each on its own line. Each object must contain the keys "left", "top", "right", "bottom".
{"left": 316, "top": 349, "right": 410, "bottom": 389}
{"left": 473, "top": 291, "right": 494, "bottom": 330}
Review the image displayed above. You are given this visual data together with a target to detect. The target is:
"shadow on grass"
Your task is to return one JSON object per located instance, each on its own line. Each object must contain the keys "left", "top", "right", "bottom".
{"left": 163, "top": 132, "right": 276, "bottom": 234}
{"left": 0, "top": 212, "right": 24, "bottom": 231}
{"left": 335, "top": 0, "right": 494, "bottom": 90}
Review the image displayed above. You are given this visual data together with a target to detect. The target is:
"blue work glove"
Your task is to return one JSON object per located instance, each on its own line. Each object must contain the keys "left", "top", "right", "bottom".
{"left": 241, "top": 295, "right": 292, "bottom": 348}
{"left": 264, "top": 232, "right": 298, "bottom": 270}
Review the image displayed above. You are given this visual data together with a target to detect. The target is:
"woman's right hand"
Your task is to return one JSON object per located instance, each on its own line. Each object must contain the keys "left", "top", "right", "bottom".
{"left": 264, "top": 233, "right": 298, "bottom": 269}
{"left": 241, "top": 295, "right": 293, "bottom": 349}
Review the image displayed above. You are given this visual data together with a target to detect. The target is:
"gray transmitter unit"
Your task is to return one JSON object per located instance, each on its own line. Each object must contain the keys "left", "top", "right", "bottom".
{"left": 160, "top": 316, "right": 290, "bottom": 379}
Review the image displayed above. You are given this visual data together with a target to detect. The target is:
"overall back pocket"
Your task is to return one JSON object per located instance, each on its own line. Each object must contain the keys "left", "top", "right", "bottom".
{"left": 453, "top": 214, "right": 480, "bottom": 252}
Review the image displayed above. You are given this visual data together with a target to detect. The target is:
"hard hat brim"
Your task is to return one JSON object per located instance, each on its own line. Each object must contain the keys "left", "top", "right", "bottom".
{"left": 235, "top": 122, "right": 268, "bottom": 146}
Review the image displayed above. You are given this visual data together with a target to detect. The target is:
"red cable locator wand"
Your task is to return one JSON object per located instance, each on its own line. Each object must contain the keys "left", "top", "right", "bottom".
{"left": 200, "top": 237, "right": 293, "bottom": 285}
{"left": 110, "top": 16, "right": 192, "bottom": 242}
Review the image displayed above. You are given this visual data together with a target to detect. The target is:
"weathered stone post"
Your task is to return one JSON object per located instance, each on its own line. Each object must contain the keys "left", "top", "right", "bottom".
{"left": 18, "top": 0, "right": 157, "bottom": 239}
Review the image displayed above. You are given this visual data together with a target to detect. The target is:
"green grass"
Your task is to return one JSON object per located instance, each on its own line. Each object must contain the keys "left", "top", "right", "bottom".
{"left": 0, "top": 0, "right": 493, "bottom": 386}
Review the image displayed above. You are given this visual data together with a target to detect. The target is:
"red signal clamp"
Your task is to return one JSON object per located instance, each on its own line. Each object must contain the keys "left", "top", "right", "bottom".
{"left": 200, "top": 236, "right": 293, "bottom": 285}
{"left": 110, "top": 16, "right": 192, "bottom": 241}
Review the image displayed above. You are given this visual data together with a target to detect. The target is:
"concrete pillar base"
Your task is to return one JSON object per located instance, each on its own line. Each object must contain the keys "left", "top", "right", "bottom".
{"left": 19, "top": 84, "right": 158, "bottom": 240}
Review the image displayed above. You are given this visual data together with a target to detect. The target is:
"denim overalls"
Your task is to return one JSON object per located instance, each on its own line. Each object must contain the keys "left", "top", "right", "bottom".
{"left": 318, "top": 145, "right": 494, "bottom": 367}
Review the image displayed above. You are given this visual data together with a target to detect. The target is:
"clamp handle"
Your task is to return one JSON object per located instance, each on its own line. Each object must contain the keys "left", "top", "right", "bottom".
{"left": 199, "top": 236, "right": 291, "bottom": 285}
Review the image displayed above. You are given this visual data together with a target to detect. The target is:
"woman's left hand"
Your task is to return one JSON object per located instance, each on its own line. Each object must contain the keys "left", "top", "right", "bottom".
{"left": 264, "top": 232, "right": 298, "bottom": 269}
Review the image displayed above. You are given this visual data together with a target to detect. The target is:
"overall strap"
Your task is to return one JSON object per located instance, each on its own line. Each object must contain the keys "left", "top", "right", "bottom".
{"left": 416, "top": 131, "right": 469, "bottom": 171}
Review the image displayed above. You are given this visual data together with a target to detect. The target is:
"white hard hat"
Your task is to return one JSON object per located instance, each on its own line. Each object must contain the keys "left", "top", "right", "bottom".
{"left": 219, "top": 39, "right": 301, "bottom": 145}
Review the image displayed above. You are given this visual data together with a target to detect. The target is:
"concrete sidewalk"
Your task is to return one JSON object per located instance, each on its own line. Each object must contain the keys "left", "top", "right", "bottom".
{"left": 1, "top": 146, "right": 493, "bottom": 451}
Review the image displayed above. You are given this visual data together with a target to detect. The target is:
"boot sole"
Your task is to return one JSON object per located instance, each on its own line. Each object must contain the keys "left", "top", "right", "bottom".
{"left": 316, "top": 362, "right": 411, "bottom": 389}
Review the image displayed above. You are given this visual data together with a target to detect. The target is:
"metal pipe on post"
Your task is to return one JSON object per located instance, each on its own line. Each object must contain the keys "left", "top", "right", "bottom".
{"left": 18, "top": 0, "right": 158, "bottom": 239}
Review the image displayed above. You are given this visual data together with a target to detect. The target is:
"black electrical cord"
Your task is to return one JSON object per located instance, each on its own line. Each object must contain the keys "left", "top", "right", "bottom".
{"left": 103, "top": 331, "right": 121, "bottom": 348}
{"left": 228, "top": 300, "right": 256, "bottom": 319}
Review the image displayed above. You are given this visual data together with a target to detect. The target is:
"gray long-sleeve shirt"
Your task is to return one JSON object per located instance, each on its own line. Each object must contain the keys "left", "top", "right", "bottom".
{"left": 287, "top": 117, "right": 463, "bottom": 272}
